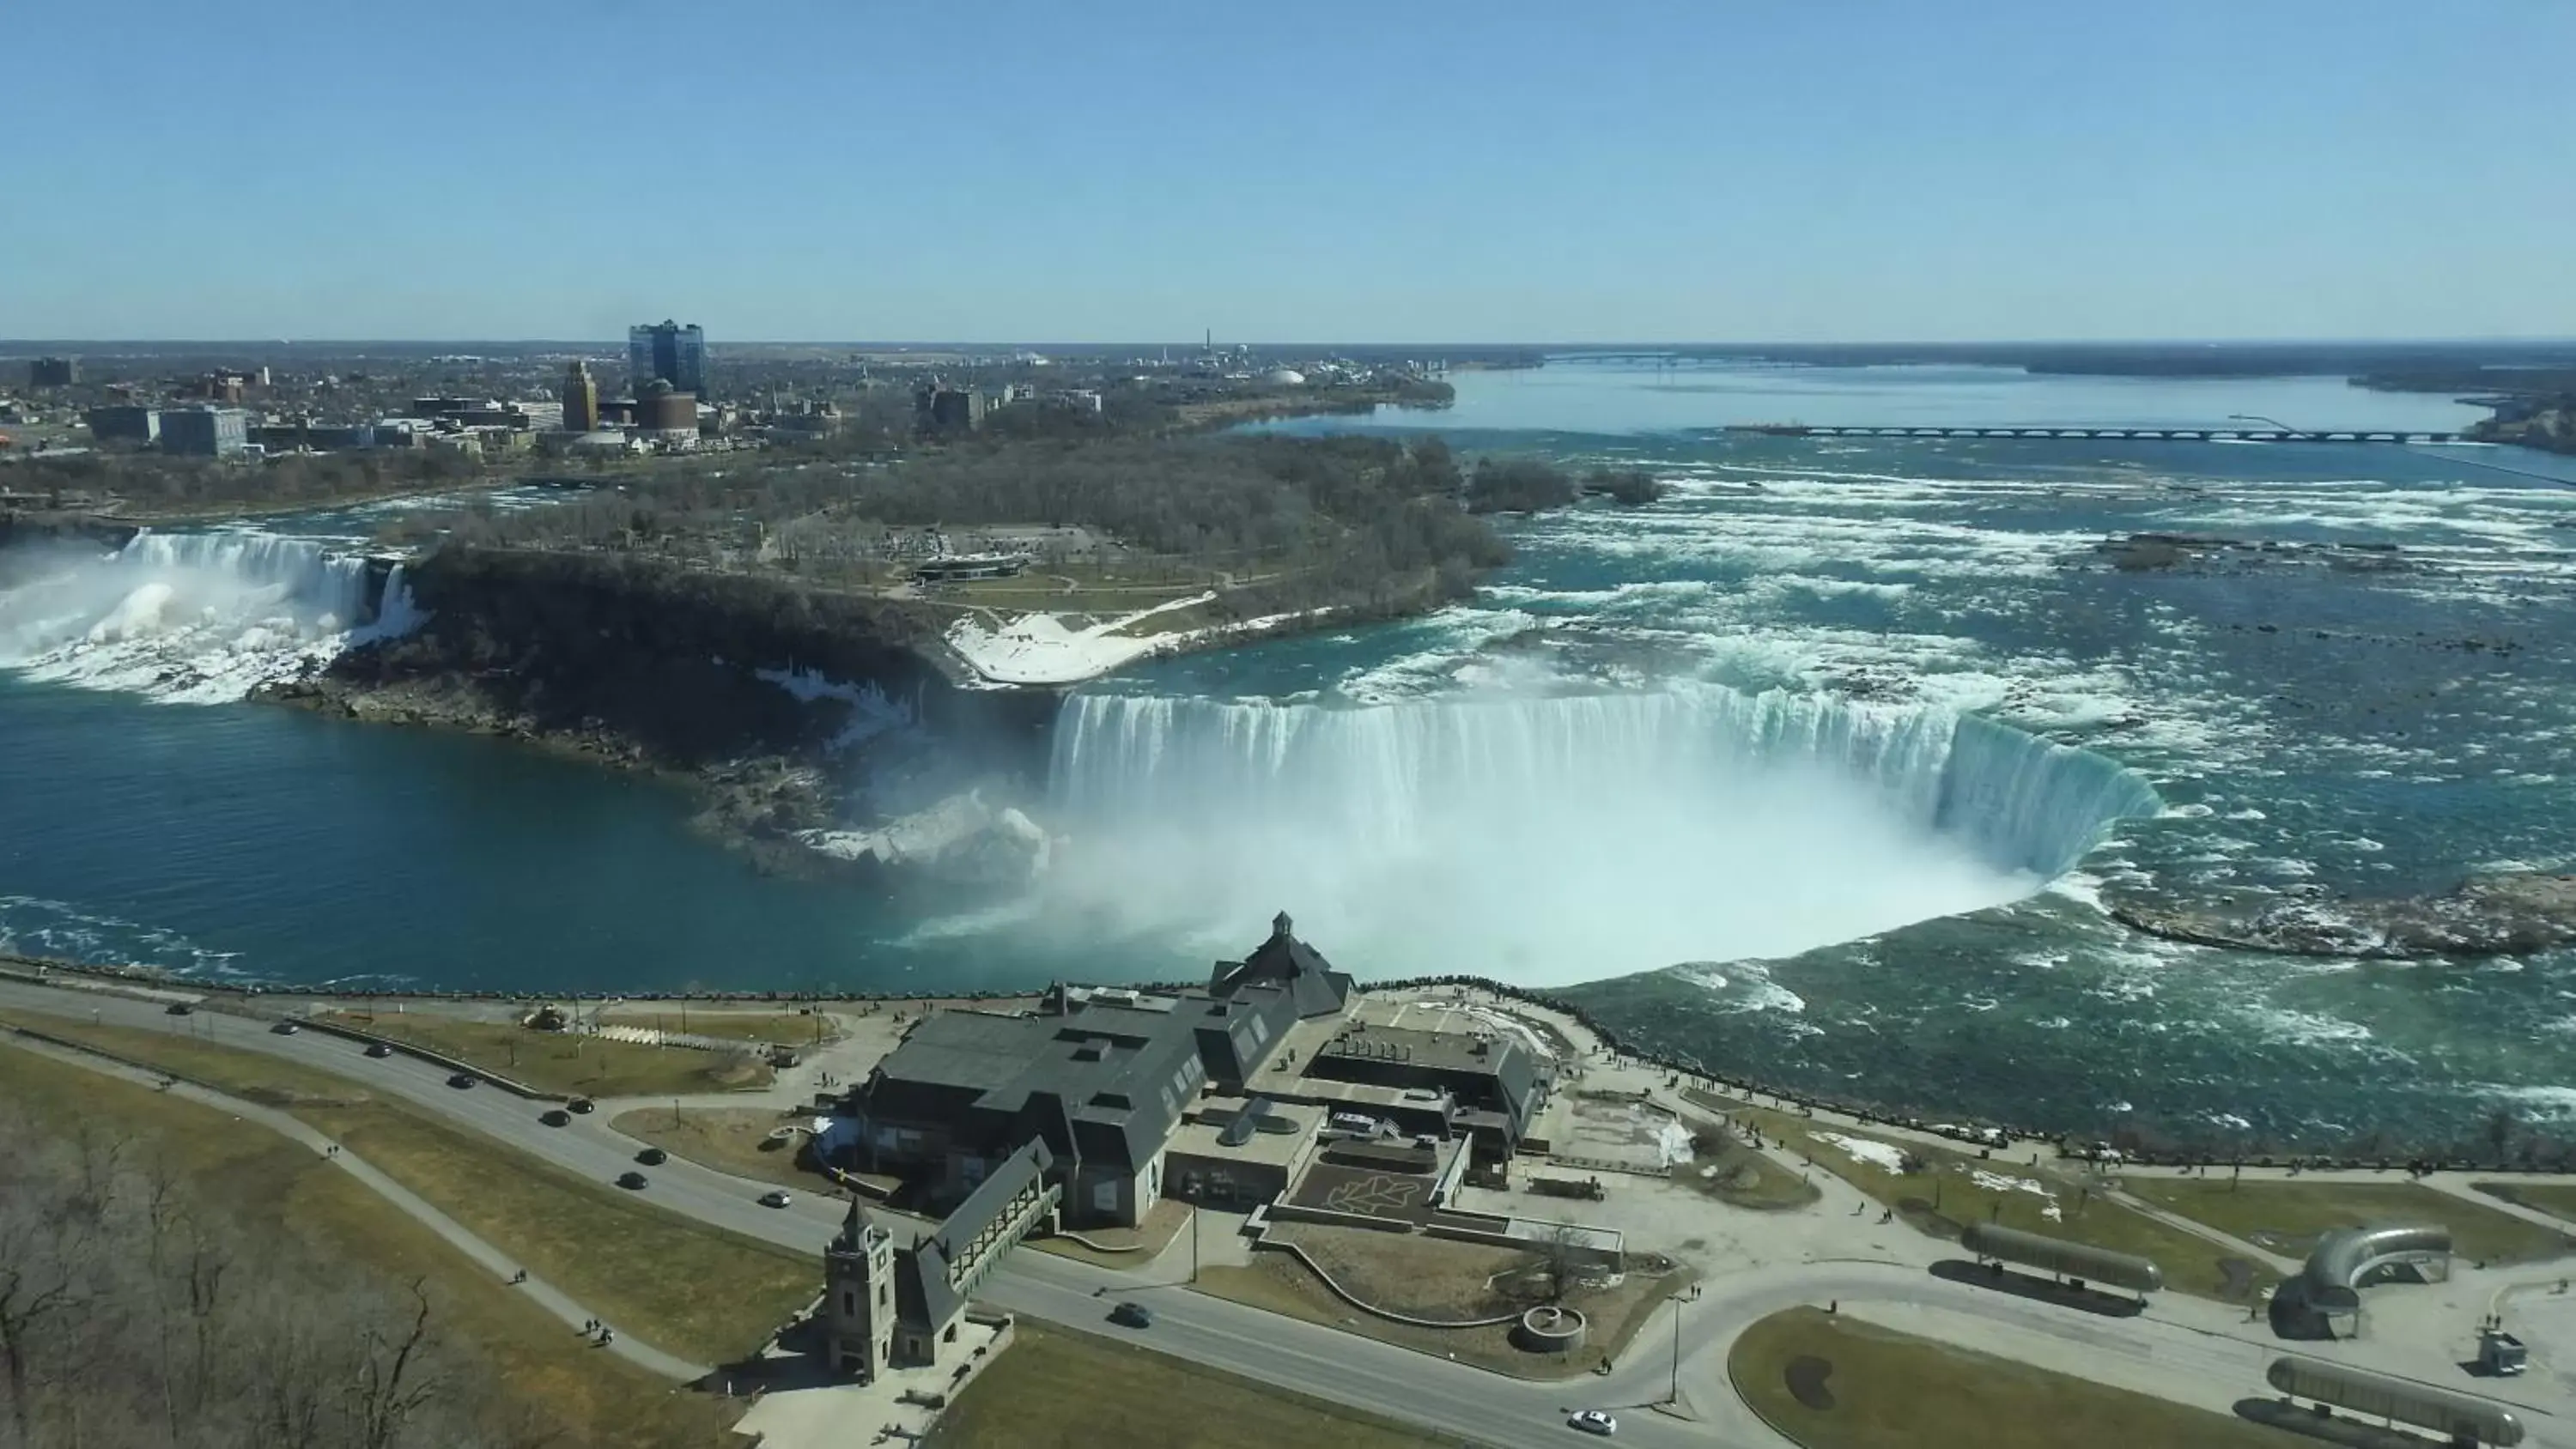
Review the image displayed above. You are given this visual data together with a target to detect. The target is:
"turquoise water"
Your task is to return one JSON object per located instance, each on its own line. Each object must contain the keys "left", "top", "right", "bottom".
{"left": 8, "top": 358, "right": 2576, "bottom": 1148}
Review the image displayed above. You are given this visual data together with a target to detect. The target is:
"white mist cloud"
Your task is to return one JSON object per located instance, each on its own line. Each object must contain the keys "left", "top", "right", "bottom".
{"left": 1027, "top": 682, "right": 2117, "bottom": 987}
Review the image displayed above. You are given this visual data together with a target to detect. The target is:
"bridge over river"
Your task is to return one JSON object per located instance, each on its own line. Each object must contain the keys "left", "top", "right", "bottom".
{"left": 1727, "top": 423, "right": 2459, "bottom": 443}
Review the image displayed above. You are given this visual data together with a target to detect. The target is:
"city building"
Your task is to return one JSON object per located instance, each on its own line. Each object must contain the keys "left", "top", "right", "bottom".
{"left": 561, "top": 360, "right": 599, "bottom": 433}
{"left": 842, "top": 914, "right": 1353, "bottom": 1228}
{"left": 822, "top": 1140, "right": 1057, "bottom": 1382}
{"left": 629, "top": 319, "right": 708, "bottom": 397}
{"left": 914, "top": 380, "right": 985, "bottom": 433}
{"left": 28, "top": 357, "right": 77, "bottom": 389}
{"left": 639, "top": 381, "right": 699, "bottom": 438}
{"left": 87, "top": 405, "right": 161, "bottom": 445}
{"left": 158, "top": 405, "right": 251, "bottom": 457}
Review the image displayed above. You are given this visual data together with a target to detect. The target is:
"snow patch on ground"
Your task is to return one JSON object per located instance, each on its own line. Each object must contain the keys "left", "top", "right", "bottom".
{"left": 945, "top": 596, "right": 1215, "bottom": 686}
{"left": 1813, "top": 1131, "right": 1909, "bottom": 1173}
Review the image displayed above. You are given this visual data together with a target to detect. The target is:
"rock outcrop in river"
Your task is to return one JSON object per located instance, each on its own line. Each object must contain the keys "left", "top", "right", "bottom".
{"left": 2111, "top": 872, "right": 2576, "bottom": 960}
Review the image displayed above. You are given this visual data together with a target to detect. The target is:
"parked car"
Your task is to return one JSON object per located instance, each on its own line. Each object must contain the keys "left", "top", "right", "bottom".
{"left": 540, "top": 1109, "right": 570, "bottom": 1127}
{"left": 1108, "top": 1301, "right": 1152, "bottom": 1330}
{"left": 364, "top": 1042, "right": 392, "bottom": 1058}
{"left": 568, "top": 1098, "right": 596, "bottom": 1115}
{"left": 447, "top": 1072, "right": 476, "bottom": 1089}
{"left": 617, "top": 1172, "right": 648, "bottom": 1191}
{"left": 757, "top": 1190, "right": 792, "bottom": 1209}
{"left": 635, "top": 1147, "right": 667, "bottom": 1166}
{"left": 270, "top": 1021, "right": 301, "bottom": 1035}
{"left": 164, "top": 1003, "right": 193, "bottom": 1016}
{"left": 1567, "top": 1410, "right": 1618, "bottom": 1436}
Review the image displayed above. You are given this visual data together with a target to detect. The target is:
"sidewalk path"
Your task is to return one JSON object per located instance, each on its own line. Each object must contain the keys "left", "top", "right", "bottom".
{"left": 0, "top": 1028, "right": 712, "bottom": 1384}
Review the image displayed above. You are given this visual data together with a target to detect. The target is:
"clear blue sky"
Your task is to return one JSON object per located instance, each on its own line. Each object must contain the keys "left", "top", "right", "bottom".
{"left": 8, "top": 1, "right": 2569, "bottom": 343}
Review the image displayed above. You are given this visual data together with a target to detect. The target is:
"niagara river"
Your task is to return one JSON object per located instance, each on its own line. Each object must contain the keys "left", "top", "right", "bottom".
{"left": 8, "top": 358, "right": 2576, "bottom": 1150}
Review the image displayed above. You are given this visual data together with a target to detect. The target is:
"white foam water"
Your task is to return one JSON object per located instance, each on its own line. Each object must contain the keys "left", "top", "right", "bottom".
{"left": 0, "top": 530, "right": 420, "bottom": 704}
{"left": 1040, "top": 682, "right": 2160, "bottom": 986}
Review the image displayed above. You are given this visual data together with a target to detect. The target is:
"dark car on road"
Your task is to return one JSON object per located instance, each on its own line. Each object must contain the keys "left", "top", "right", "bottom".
{"left": 540, "top": 1109, "right": 570, "bottom": 1127}
{"left": 757, "top": 1190, "right": 793, "bottom": 1209}
{"left": 365, "top": 1042, "right": 392, "bottom": 1058}
{"left": 447, "top": 1072, "right": 476, "bottom": 1088}
{"left": 617, "top": 1171, "right": 648, "bottom": 1191}
{"left": 1108, "top": 1301, "right": 1152, "bottom": 1330}
{"left": 635, "top": 1147, "right": 667, "bottom": 1166}
{"left": 165, "top": 1003, "right": 193, "bottom": 1016}
{"left": 568, "top": 1098, "right": 596, "bottom": 1115}
{"left": 270, "top": 1021, "right": 301, "bottom": 1034}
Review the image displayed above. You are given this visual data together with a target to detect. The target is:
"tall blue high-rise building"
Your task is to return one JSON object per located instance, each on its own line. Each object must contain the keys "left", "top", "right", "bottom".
{"left": 628, "top": 320, "right": 708, "bottom": 398}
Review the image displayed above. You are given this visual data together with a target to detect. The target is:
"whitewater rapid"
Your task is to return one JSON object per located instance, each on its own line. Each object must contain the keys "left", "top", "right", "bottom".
{"left": 1042, "top": 685, "right": 2160, "bottom": 985}
{"left": 0, "top": 530, "right": 420, "bottom": 704}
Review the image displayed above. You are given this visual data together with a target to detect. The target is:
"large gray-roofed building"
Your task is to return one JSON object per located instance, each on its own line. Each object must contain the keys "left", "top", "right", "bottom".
{"left": 852, "top": 918, "right": 1352, "bottom": 1228}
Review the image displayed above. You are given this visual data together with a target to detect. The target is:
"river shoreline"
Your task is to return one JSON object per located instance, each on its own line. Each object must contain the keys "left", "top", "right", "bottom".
{"left": 3, "top": 947, "right": 2556, "bottom": 1176}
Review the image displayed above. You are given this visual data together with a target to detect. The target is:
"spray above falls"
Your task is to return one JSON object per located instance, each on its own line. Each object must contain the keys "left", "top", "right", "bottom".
{"left": 1042, "top": 685, "right": 2160, "bottom": 986}
{"left": 0, "top": 530, "right": 420, "bottom": 704}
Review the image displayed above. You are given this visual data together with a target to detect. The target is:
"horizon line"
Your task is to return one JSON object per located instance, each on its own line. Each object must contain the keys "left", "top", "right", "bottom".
{"left": 7, "top": 335, "right": 2576, "bottom": 353}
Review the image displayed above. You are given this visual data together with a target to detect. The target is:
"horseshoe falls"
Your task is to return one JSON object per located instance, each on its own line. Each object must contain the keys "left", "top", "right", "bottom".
{"left": 1043, "top": 688, "right": 2159, "bottom": 986}
{"left": 0, "top": 530, "right": 416, "bottom": 704}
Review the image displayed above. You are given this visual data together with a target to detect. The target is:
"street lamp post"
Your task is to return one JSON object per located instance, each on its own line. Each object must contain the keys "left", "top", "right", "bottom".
{"left": 1665, "top": 1290, "right": 1692, "bottom": 1404}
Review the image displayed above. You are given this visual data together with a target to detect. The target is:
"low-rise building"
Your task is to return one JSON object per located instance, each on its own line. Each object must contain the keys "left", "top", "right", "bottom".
{"left": 823, "top": 1139, "right": 1057, "bottom": 1382}
{"left": 159, "top": 405, "right": 251, "bottom": 458}
{"left": 88, "top": 405, "right": 161, "bottom": 445}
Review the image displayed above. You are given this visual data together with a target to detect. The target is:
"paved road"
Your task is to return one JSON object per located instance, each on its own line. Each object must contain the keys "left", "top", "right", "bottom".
{"left": 15, "top": 975, "right": 2567, "bottom": 1449}
{"left": 0, "top": 979, "right": 1702, "bottom": 1449}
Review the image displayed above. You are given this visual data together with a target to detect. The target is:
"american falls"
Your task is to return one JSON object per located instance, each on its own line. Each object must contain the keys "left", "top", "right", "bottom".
{"left": 0, "top": 530, "right": 420, "bottom": 704}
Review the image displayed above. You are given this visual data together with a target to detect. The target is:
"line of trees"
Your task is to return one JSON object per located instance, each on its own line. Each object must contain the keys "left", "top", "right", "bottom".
{"left": 397, "top": 433, "right": 1512, "bottom": 618}
{"left": 0, "top": 1109, "right": 536, "bottom": 1449}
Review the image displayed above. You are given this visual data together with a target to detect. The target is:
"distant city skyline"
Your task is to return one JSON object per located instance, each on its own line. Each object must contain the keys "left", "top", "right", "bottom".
{"left": 6, "top": 1, "right": 2571, "bottom": 343}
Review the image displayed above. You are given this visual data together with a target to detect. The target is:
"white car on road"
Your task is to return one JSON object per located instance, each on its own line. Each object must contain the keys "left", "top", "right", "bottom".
{"left": 1567, "top": 1410, "right": 1617, "bottom": 1435}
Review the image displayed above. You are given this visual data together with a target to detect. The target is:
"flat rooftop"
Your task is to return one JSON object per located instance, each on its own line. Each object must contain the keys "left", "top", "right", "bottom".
{"left": 1315, "top": 1021, "right": 1515, "bottom": 1077}
{"left": 1356, "top": 996, "right": 1568, "bottom": 1063}
{"left": 1165, "top": 1097, "right": 1321, "bottom": 1171}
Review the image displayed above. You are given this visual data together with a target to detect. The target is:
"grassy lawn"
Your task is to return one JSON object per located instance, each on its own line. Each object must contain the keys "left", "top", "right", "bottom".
{"left": 611, "top": 1105, "right": 821, "bottom": 1191}
{"left": 1688, "top": 1091, "right": 2258, "bottom": 1300}
{"left": 600, "top": 1007, "right": 843, "bottom": 1049}
{"left": 319, "top": 1009, "right": 773, "bottom": 1097}
{"left": 3, "top": 1009, "right": 817, "bottom": 1366}
{"left": 0, "top": 1040, "right": 742, "bottom": 1449}
{"left": 2477, "top": 1181, "right": 2576, "bottom": 1224}
{"left": 1730, "top": 1307, "right": 2293, "bottom": 1449}
{"left": 1677, "top": 1115, "right": 1822, "bottom": 1211}
{"left": 1194, "top": 1222, "right": 1690, "bottom": 1379}
{"left": 927, "top": 1322, "right": 1453, "bottom": 1449}
{"left": 2126, "top": 1178, "right": 2576, "bottom": 1266}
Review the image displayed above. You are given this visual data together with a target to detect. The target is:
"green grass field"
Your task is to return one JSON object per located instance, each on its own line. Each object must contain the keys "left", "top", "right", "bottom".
{"left": 2, "top": 1009, "right": 816, "bottom": 1365}
{"left": 1730, "top": 1307, "right": 2297, "bottom": 1449}
{"left": 1691, "top": 1091, "right": 2264, "bottom": 1300}
{"left": 927, "top": 1323, "right": 1451, "bottom": 1449}
{"left": 320, "top": 1009, "right": 772, "bottom": 1097}
{"left": 2477, "top": 1181, "right": 2576, "bottom": 1224}
{"left": 0, "top": 1039, "right": 743, "bottom": 1449}
{"left": 2125, "top": 1178, "right": 2576, "bottom": 1265}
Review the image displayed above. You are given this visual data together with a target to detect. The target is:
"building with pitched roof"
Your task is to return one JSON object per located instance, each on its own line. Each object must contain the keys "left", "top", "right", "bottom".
{"left": 844, "top": 914, "right": 1353, "bottom": 1228}
{"left": 823, "top": 1139, "right": 1058, "bottom": 1382}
